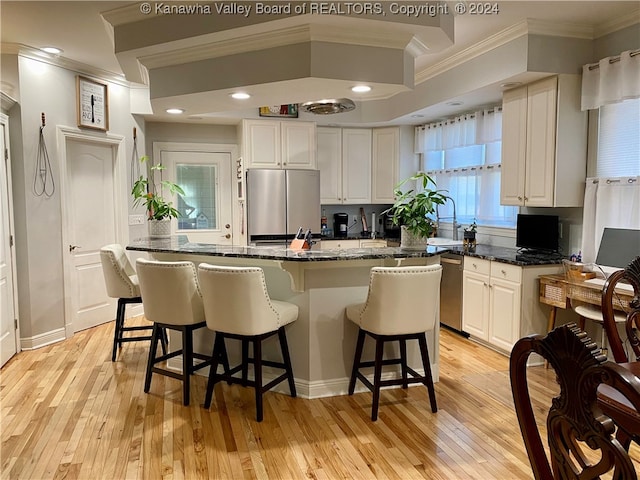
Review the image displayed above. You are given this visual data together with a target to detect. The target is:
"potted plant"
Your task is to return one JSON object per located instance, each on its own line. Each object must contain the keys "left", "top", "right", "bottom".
{"left": 384, "top": 172, "right": 449, "bottom": 249}
{"left": 463, "top": 219, "right": 477, "bottom": 249}
{"left": 131, "top": 155, "right": 185, "bottom": 238}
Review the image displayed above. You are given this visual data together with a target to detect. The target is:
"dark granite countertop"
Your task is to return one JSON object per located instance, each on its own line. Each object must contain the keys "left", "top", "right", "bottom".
{"left": 444, "top": 244, "right": 566, "bottom": 267}
{"left": 127, "top": 236, "right": 444, "bottom": 262}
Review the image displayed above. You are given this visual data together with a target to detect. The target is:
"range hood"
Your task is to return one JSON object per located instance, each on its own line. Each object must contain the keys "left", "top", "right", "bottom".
{"left": 301, "top": 98, "right": 356, "bottom": 114}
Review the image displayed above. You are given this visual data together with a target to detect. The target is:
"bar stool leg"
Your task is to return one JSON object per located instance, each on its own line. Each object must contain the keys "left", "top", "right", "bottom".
{"left": 144, "top": 324, "right": 161, "bottom": 393}
{"left": 253, "top": 338, "right": 263, "bottom": 422}
{"left": 204, "top": 333, "right": 223, "bottom": 409}
{"left": 400, "top": 339, "right": 408, "bottom": 389}
{"left": 371, "top": 337, "right": 385, "bottom": 421}
{"left": 418, "top": 333, "right": 437, "bottom": 413}
{"left": 241, "top": 339, "right": 249, "bottom": 386}
{"left": 278, "top": 326, "right": 296, "bottom": 397}
{"left": 182, "top": 326, "right": 192, "bottom": 406}
{"left": 349, "top": 328, "right": 366, "bottom": 395}
{"left": 112, "top": 299, "right": 127, "bottom": 361}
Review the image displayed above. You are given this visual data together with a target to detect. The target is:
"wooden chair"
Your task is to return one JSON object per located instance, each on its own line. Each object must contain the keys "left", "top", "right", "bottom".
{"left": 598, "top": 255, "right": 640, "bottom": 448}
{"left": 510, "top": 323, "right": 640, "bottom": 479}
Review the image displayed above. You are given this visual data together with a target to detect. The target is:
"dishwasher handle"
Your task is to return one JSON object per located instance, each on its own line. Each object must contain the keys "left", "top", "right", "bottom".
{"left": 440, "top": 256, "right": 462, "bottom": 265}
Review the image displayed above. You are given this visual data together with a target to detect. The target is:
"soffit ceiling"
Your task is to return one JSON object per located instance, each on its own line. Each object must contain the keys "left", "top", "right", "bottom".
{"left": 1, "top": 1, "right": 639, "bottom": 126}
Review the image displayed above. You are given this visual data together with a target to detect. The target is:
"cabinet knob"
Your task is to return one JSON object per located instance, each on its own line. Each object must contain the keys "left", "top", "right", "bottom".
{"left": 501, "top": 269, "right": 507, "bottom": 275}
{"left": 517, "top": 196, "right": 523, "bottom": 201}
{"left": 472, "top": 263, "right": 477, "bottom": 269}
{"left": 524, "top": 196, "right": 529, "bottom": 201}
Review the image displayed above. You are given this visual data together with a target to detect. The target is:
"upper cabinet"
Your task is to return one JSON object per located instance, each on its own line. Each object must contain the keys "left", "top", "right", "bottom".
{"left": 500, "top": 75, "right": 587, "bottom": 207}
{"left": 372, "top": 126, "right": 416, "bottom": 204}
{"left": 242, "top": 119, "right": 316, "bottom": 170}
{"left": 318, "top": 127, "right": 371, "bottom": 204}
{"left": 318, "top": 126, "right": 417, "bottom": 205}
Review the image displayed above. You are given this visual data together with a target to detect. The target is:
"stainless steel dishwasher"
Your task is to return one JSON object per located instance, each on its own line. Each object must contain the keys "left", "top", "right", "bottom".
{"left": 440, "top": 254, "right": 466, "bottom": 335}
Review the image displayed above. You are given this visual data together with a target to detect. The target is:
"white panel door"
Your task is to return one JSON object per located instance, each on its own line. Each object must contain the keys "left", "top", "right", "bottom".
{"left": 161, "top": 150, "right": 234, "bottom": 245}
{"left": 67, "top": 140, "right": 118, "bottom": 332}
{"left": 0, "top": 120, "right": 17, "bottom": 366}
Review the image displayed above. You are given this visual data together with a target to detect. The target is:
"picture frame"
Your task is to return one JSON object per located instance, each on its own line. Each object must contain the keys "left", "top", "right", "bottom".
{"left": 259, "top": 104, "right": 298, "bottom": 118}
{"left": 76, "top": 76, "right": 109, "bottom": 131}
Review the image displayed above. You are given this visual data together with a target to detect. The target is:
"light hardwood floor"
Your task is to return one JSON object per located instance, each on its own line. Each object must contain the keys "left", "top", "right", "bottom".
{"left": 1, "top": 317, "right": 638, "bottom": 479}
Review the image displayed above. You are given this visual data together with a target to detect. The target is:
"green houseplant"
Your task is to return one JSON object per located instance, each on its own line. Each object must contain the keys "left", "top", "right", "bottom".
{"left": 385, "top": 172, "right": 449, "bottom": 249}
{"left": 131, "top": 155, "right": 185, "bottom": 237}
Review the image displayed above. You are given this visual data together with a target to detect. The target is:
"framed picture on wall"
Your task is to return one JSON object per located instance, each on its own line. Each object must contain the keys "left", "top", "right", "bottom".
{"left": 258, "top": 104, "right": 298, "bottom": 118}
{"left": 76, "top": 76, "right": 109, "bottom": 131}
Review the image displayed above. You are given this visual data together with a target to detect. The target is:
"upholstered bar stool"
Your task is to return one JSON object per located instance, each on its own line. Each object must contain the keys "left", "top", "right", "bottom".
{"left": 136, "top": 258, "right": 218, "bottom": 406}
{"left": 198, "top": 264, "right": 297, "bottom": 422}
{"left": 346, "top": 265, "right": 442, "bottom": 421}
{"left": 100, "top": 244, "right": 164, "bottom": 361}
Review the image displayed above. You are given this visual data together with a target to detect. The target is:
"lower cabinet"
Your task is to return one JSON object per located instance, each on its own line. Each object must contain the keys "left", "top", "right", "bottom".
{"left": 462, "top": 257, "right": 561, "bottom": 354}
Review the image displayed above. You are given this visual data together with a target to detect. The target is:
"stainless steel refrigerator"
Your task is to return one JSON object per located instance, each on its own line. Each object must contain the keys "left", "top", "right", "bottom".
{"left": 246, "top": 169, "right": 320, "bottom": 245}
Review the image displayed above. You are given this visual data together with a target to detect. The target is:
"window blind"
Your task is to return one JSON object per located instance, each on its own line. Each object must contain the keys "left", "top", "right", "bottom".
{"left": 597, "top": 98, "right": 640, "bottom": 177}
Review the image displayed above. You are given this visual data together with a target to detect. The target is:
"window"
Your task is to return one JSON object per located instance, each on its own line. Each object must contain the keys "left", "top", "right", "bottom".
{"left": 596, "top": 97, "right": 640, "bottom": 177}
{"left": 415, "top": 108, "right": 517, "bottom": 228}
{"left": 176, "top": 164, "right": 219, "bottom": 230}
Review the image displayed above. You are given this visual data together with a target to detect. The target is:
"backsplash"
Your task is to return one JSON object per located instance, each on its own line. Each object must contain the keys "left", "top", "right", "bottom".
{"left": 321, "top": 204, "right": 392, "bottom": 237}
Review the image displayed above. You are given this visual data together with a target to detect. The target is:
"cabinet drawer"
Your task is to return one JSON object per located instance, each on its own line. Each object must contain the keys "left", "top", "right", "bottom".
{"left": 464, "top": 257, "right": 490, "bottom": 275}
{"left": 360, "top": 239, "right": 386, "bottom": 248}
{"left": 490, "top": 262, "right": 522, "bottom": 283}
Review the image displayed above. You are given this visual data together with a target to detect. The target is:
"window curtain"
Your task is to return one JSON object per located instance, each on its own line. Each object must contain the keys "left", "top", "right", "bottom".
{"left": 580, "top": 177, "right": 640, "bottom": 263}
{"left": 581, "top": 50, "right": 640, "bottom": 110}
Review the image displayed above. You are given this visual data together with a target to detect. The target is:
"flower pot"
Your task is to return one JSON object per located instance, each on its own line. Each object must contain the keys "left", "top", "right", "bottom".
{"left": 148, "top": 218, "right": 171, "bottom": 238}
{"left": 400, "top": 225, "right": 429, "bottom": 250}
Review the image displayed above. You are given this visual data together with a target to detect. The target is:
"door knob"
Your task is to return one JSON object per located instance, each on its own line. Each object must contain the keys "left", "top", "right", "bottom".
{"left": 69, "top": 245, "right": 81, "bottom": 252}
{"left": 225, "top": 234, "right": 231, "bottom": 239}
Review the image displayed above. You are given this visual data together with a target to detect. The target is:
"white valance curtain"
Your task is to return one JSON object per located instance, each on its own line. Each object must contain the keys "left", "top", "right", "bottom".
{"left": 581, "top": 50, "right": 640, "bottom": 110}
{"left": 580, "top": 177, "right": 640, "bottom": 263}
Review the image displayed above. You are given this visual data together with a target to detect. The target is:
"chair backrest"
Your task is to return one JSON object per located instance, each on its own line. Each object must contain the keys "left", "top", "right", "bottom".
{"left": 358, "top": 265, "right": 442, "bottom": 336}
{"left": 136, "top": 258, "right": 204, "bottom": 326}
{"left": 510, "top": 324, "right": 640, "bottom": 480}
{"left": 197, "top": 264, "right": 280, "bottom": 336}
{"left": 602, "top": 255, "right": 640, "bottom": 363}
{"left": 100, "top": 244, "right": 140, "bottom": 299}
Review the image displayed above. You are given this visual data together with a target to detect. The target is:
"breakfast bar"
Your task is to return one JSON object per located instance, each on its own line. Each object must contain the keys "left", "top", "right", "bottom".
{"left": 128, "top": 236, "right": 445, "bottom": 398}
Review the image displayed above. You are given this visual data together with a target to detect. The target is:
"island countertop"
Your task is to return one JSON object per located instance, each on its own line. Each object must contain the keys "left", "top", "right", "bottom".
{"left": 127, "top": 236, "right": 446, "bottom": 261}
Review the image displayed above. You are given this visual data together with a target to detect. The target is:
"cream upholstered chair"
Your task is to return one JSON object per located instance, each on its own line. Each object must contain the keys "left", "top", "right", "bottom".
{"left": 198, "top": 264, "right": 297, "bottom": 422}
{"left": 100, "top": 244, "right": 164, "bottom": 362}
{"left": 136, "top": 258, "right": 218, "bottom": 406}
{"left": 346, "top": 265, "right": 442, "bottom": 421}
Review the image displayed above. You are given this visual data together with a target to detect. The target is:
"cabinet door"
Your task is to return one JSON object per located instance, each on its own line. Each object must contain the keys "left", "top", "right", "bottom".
{"left": 488, "top": 277, "right": 521, "bottom": 352}
{"left": 342, "top": 129, "right": 372, "bottom": 204}
{"left": 372, "top": 127, "right": 399, "bottom": 203}
{"left": 244, "top": 120, "right": 281, "bottom": 169}
{"left": 317, "top": 127, "right": 342, "bottom": 203}
{"left": 500, "top": 86, "right": 527, "bottom": 206}
{"left": 281, "top": 121, "right": 316, "bottom": 169}
{"left": 462, "top": 270, "right": 489, "bottom": 340}
{"left": 524, "top": 76, "right": 557, "bottom": 207}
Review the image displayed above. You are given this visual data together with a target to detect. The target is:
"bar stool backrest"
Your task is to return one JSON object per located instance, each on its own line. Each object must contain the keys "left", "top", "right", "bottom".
{"left": 360, "top": 265, "right": 442, "bottom": 335}
{"left": 136, "top": 258, "right": 204, "bottom": 326}
{"left": 198, "top": 264, "right": 280, "bottom": 336}
{"left": 100, "top": 244, "right": 140, "bottom": 298}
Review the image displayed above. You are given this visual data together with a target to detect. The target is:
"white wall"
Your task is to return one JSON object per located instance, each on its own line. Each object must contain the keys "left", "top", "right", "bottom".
{"left": 9, "top": 55, "right": 141, "bottom": 344}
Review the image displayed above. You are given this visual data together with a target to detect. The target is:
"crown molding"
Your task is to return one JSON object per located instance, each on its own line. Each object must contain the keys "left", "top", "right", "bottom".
{"left": 594, "top": 8, "right": 640, "bottom": 38}
{"left": 415, "top": 20, "right": 529, "bottom": 85}
{"left": 1, "top": 43, "right": 128, "bottom": 86}
{"left": 526, "top": 18, "right": 594, "bottom": 39}
{"left": 1, "top": 91, "right": 17, "bottom": 111}
{"left": 101, "top": 3, "right": 147, "bottom": 26}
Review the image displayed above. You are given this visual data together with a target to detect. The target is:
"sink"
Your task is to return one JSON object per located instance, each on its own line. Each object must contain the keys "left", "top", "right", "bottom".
{"left": 427, "top": 237, "right": 464, "bottom": 246}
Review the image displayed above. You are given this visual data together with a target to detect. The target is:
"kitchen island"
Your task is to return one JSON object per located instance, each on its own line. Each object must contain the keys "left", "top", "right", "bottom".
{"left": 128, "top": 236, "right": 445, "bottom": 399}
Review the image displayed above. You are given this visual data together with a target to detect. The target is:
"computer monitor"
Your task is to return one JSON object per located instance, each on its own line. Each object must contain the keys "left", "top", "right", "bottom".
{"left": 595, "top": 228, "right": 640, "bottom": 275}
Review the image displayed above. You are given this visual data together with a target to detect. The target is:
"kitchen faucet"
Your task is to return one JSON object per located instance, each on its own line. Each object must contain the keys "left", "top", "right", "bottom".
{"left": 436, "top": 198, "right": 462, "bottom": 240}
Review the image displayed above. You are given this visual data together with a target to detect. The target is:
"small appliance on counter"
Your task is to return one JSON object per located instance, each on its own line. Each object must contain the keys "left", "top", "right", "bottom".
{"left": 334, "top": 213, "right": 349, "bottom": 238}
{"left": 383, "top": 211, "right": 400, "bottom": 239}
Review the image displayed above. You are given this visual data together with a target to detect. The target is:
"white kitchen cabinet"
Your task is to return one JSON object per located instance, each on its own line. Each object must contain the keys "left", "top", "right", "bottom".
{"left": 317, "top": 127, "right": 371, "bottom": 204}
{"left": 242, "top": 119, "right": 316, "bottom": 170}
{"left": 320, "top": 239, "right": 361, "bottom": 249}
{"left": 462, "top": 257, "right": 561, "bottom": 355}
{"left": 500, "top": 75, "right": 587, "bottom": 207}
{"left": 359, "top": 239, "right": 387, "bottom": 248}
{"left": 371, "top": 126, "right": 417, "bottom": 204}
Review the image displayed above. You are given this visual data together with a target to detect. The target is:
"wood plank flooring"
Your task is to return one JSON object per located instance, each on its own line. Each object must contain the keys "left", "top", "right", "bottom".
{"left": 1, "top": 317, "right": 638, "bottom": 479}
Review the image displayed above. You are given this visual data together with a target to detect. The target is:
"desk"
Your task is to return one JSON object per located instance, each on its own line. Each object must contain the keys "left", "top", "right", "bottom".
{"left": 538, "top": 274, "right": 633, "bottom": 333}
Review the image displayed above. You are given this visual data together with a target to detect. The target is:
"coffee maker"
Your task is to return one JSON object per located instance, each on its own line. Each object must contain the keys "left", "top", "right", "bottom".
{"left": 334, "top": 213, "right": 349, "bottom": 238}
{"left": 383, "top": 211, "right": 400, "bottom": 239}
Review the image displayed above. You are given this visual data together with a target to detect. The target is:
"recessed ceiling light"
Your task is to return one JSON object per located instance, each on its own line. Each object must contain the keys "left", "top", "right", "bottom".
{"left": 166, "top": 108, "right": 184, "bottom": 114}
{"left": 446, "top": 101, "right": 463, "bottom": 106}
{"left": 411, "top": 114, "right": 424, "bottom": 118}
{"left": 351, "top": 85, "right": 371, "bottom": 93}
{"left": 41, "top": 47, "right": 62, "bottom": 55}
{"left": 231, "top": 92, "right": 251, "bottom": 100}
{"left": 500, "top": 82, "right": 522, "bottom": 89}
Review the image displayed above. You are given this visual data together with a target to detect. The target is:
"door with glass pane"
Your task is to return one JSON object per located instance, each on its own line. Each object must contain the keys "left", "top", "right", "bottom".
{"left": 160, "top": 149, "right": 233, "bottom": 244}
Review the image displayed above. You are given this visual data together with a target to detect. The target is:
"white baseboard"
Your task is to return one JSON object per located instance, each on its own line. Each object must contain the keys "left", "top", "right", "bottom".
{"left": 20, "top": 327, "right": 66, "bottom": 350}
